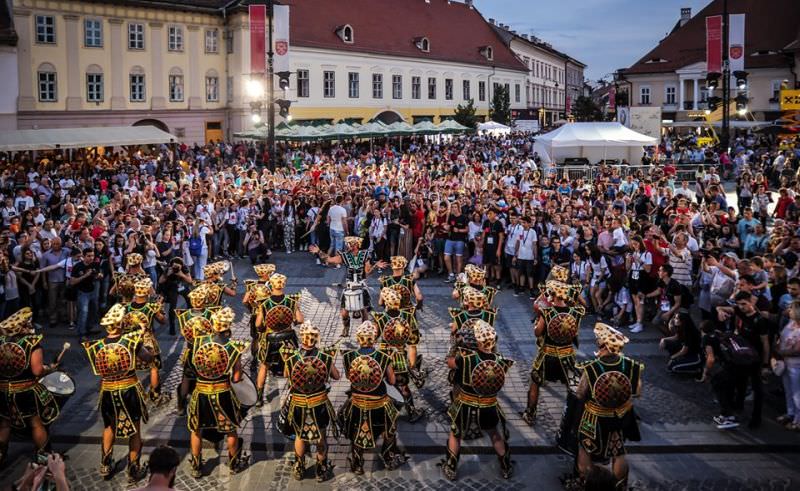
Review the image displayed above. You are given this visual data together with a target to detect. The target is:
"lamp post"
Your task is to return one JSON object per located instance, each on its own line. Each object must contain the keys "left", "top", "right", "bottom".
{"left": 266, "top": 0, "right": 276, "bottom": 169}
{"left": 720, "top": 0, "right": 730, "bottom": 152}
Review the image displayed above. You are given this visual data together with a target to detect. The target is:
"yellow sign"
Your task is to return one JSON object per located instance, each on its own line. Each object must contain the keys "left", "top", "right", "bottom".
{"left": 780, "top": 90, "right": 800, "bottom": 110}
{"left": 696, "top": 137, "right": 714, "bottom": 146}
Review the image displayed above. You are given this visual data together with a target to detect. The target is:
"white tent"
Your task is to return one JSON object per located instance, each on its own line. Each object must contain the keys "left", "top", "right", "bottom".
{"left": 0, "top": 126, "right": 177, "bottom": 151}
{"left": 478, "top": 120, "right": 511, "bottom": 135}
{"left": 533, "top": 122, "right": 657, "bottom": 165}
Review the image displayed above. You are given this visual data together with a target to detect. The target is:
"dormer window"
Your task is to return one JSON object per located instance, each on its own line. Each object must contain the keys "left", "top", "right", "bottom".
{"left": 644, "top": 57, "right": 668, "bottom": 64}
{"left": 481, "top": 45, "right": 494, "bottom": 61}
{"left": 336, "top": 24, "right": 354, "bottom": 44}
{"left": 415, "top": 37, "right": 430, "bottom": 53}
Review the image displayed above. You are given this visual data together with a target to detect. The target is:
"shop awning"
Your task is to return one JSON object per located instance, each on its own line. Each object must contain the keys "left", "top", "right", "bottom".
{"left": 0, "top": 126, "right": 177, "bottom": 151}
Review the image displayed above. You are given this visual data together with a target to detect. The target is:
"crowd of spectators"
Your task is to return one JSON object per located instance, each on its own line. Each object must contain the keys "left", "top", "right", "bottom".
{"left": 0, "top": 129, "right": 799, "bottom": 433}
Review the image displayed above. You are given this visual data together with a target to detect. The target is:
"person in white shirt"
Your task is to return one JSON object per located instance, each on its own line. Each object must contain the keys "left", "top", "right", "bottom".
{"left": 513, "top": 215, "right": 538, "bottom": 297}
{"left": 327, "top": 195, "right": 348, "bottom": 258}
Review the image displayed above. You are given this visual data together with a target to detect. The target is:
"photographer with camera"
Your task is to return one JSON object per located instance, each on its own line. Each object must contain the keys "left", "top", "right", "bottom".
{"left": 158, "top": 257, "right": 192, "bottom": 336}
{"left": 69, "top": 247, "right": 102, "bottom": 341}
{"left": 14, "top": 453, "right": 69, "bottom": 491}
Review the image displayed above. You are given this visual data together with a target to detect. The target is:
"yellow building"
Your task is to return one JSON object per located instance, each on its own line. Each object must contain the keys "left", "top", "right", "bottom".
{"left": 10, "top": 0, "right": 529, "bottom": 143}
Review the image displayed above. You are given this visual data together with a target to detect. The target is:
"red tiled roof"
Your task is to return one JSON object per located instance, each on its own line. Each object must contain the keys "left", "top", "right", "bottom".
{"left": 622, "top": 0, "right": 800, "bottom": 75}
{"left": 282, "top": 0, "right": 527, "bottom": 72}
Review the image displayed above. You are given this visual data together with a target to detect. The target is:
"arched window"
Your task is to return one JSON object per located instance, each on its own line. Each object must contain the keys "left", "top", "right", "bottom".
{"left": 37, "top": 63, "right": 57, "bottom": 102}
{"left": 169, "top": 67, "right": 184, "bottom": 102}
{"left": 130, "top": 66, "right": 145, "bottom": 102}
{"left": 414, "top": 37, "right": 430, "bottom": 53}
{"left": 206, "top": 69, "right": 219, "bottom": 102}
{"left": 86, "top": 64, "right": 104, "bottom": 102}
{"left": 337, "top": 24, "right": 354, "bottom": 44}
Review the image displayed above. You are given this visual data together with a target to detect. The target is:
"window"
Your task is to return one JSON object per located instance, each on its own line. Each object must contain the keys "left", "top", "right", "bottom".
{"left": 225, "top": 29, "right": 234, "bottom": 54}
{"left": 129, "top": 71, "right": 145, "bottom": 102}
{"left": 128, "top": 23, "right": 144, "bottom": 50}
{"left": 84, "top": 19, "right": 102, "bottom": 47}
{"left": 37, "top": 65, "right": 57, "bottom": 102}
{"left": 416, "top": 37, "right": 430, "bottom": 52}
{"left": 168, "top": 25, "right": 184, "bottom": 51}
{"left": 323, "top": 70, "right": 335, "bottom": 98}
{"left": 427, "top": 77, "right": 436, "bottom": 99}
{"left": 348, "top": 72, "right": 359, "bottom": 98}
{"left": 297, "top": 69, "right": 309, "bottom": 98}
{"left": 771, "top": 80, "right": 783, "bottom": 101}
{"left": 372, "top": 73, "right": 383, "bottom": 99}
{"left": 339, "top": 25, "right": 354, "bottom": 43}
{"left": 35, "top": 15, "right": 55, "bottom": 44}
{"left": 206, "top": 75, "right": 219, "bottom": 102}
{"left": 482, "top": 46, "right": 493, "bottom": 61}
{"left": 478, "top": 81, "right": 486, "bottom": 102}
{"left": 463, "top": 80, "right": 471, "bottom": 100}
{"left": 169, "top": 70, "right": 184, "bottom": 102}
{"left": 411, "top": 76, "right": 421, "bottom": 99}
{"left": 665, "top": 85, "right": 676, "bottom": 105}
{"left": 226, "top": 76, "right": 234, "bottom": 103}
{"left": 392, "top": 74, "right": 402, "bottom": 100}
{"left": 205, "top": 29, "right": 219, "bottom": 53}
{"left": 639, "top": 86, "right": 651, "bottom": 105}
{"left": 445, "top": 78, "right": 453, "bottom": 100}
{"left": 515, "top": 84, "right": 521, "bottom": 103}
{"left": 86, "top": 71, "right": 104, "bottom": 102}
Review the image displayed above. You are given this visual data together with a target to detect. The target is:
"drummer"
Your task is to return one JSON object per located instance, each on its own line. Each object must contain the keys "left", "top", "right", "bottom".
{"left": 572, "top": 323, "right": 643, "bottom": 491}
{"left": 372, "top": 288, "right": 425, "bottom": 423}
{"left": 199, "top": 262, "right": 237, "bottom": 306}
{"left": 0, "top": 307, "right": 62, "bottom": 465}
{"left": 521, "top": 279, "right": 586, "bottom": 426}
{"left": 243, "top": 264, "right": 276, "bottom": 356}
{"left": 379, "top": 256, "right": 424, "bottom": 312}
{"left": 278, "top": 321, "right": 340, "bottom": 482}
{"left": 449, "top": 287, "right": 496, "bottom": 339}
{"left": 187, "top": 307, "right": 250, "bottom": 478}
{"left": 109, "top": 253, "right": 149, "bottom": 303}
{"left": 253, "top": 273, "right": 302, "bottom": 407}
{"left": 174, "top": 284, "right": 220, "bottom": 415}
{"left": 82, "top": 304, "right": 154, "bottom": 481}
{"left": 310, "top": 237, "right": 388, "bottom": 337}
{"left": 338, "top": 321, "right": 406, "bottom": 474}
{"left": 453, "top": 264, "right": 497, "bottom": 307}
{"left": 441, "top": 321, "right": 514, "bottom": 481}
{"left": 124, "top": 277, "right": 168, "bottom": 406}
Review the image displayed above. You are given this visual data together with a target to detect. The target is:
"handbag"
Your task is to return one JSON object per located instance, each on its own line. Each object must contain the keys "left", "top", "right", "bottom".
{"left": 719, "top": 332, "right": 759, "bottom": 367}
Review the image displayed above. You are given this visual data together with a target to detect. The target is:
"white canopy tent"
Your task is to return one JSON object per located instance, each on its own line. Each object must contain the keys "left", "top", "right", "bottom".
{"left": 0, "top": 126, "right": 177, "bottom": 152}
{"left": 533, "top": 122, "right": 657, "bottom": 165}
{"left": 478, "top": 120, "right": 511, "bottom": 135}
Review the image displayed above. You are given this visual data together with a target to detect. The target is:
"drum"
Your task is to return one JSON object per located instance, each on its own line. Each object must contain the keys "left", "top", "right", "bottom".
{"left": 555, "top": 391, "right": 584, "bottom": 457}
{"left": 232, "top": 373, "right": 258, "bottom": 414}
{"left": 39, "top": 371, "right": 76, "bottom": 409}
{"left": 343, "top": 283, "right": 365, "bottom": 313}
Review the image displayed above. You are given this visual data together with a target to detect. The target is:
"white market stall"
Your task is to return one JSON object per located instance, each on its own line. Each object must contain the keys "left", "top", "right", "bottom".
{"left": 478, "top": 120, "right": 511, "bottom": 136}
{"left": 533, "top": 122, "right": 657, "bottom": 164}
{"left": 0, "top": 126, "right": 177, "bottom": 151}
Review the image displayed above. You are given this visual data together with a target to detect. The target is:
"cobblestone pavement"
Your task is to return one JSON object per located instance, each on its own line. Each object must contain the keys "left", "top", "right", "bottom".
{"left": 1, "top": 252, "right": 798, "bottom": 490}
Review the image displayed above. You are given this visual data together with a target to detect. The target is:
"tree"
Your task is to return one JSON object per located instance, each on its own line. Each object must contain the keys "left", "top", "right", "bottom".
{"left": 572, "top": 95, "right": 603, "bottom": 122}
{"left": 490, "top": 85, "right": 511, "bottom": 125}
{"left": 453, "top": 99, "right": 478, "bottom": 129}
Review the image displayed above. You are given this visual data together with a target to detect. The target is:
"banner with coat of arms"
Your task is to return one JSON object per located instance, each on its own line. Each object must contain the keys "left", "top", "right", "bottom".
{"left": 273, "top": 4, "right": 290, "bottom": 73}
{"left": 728, "top": 14, "right": 745, "bottom": 73}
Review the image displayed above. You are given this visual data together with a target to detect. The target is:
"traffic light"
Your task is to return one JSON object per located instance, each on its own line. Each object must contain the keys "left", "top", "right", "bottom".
{"left": 706, "top": 96, "right": 722, "bottom": 112}
{"left": 706, "top": 72, "right": 721, "bottom": 91}
{"left": 733, "top": 71, "right": 748, "bottom": 90}
{"left": 275, "top": 99, "right": 292, "bottom": 119}
{"left": 276, "top": 71, "right": 291, "bottom": 91}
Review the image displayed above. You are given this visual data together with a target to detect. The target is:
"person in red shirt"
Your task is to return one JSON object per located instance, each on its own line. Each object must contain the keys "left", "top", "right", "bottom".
{"left": 775, "top": 188, "right": 793, "bottom": 219}
{"left": 643, "top": 224, "right": 668, "bottom": 280}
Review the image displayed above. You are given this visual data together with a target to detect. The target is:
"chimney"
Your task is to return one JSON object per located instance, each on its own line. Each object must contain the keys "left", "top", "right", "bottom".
{"left": 489, "top": 18, "right": 495, "bottom": 25}
{"left": 465, "top": 0, "right": 474, "bottom": 8}
{"left": 680, "top": 7, "right": 691, "bottom": 26}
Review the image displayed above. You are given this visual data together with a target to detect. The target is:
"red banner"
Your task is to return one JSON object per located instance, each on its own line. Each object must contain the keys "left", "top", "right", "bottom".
{"left": 249, "top": 5, "right": 266, "bottom": 73}
{"left": 608, "top": 87, "right": 616, "bottom": 112}
{"left": 706, "top": 15, "right": 722, "bottom": 73}
{"left": 566, "top": 95, "right": 571, "bottom": 114}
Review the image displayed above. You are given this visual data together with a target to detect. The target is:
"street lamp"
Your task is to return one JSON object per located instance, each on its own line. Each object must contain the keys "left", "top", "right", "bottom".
{"left": 251, "top": 113, "right": 262, "bottom": 124}
{"left": 246, "top": 79, "right": 265, "bottom": 98}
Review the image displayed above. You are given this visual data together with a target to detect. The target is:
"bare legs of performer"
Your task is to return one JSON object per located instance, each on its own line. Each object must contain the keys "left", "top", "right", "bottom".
{"left": 100, "top": 423, "right": 146, "bottom": 482}
{"left": 190, "top": 430, "right": 247, "bottom": 478}
{"left": 293, "top": 433, "right": 333, "bottom": 482}
{"left": 349, "top": 428, "right": 406, "bottom": 475}
{"left": 148, "top": 366, "right": 169, "bottom": 406}
{"left": 442, "top": 429, "right": 511, "bottom": 480}
{"left": 176, "top": 376, "right": 195, "bottom": 415}
{"left": 256, "top": 362, "right": 269, "bottom": 407}
{"left": 340, "top": 308, "right": 368, "bottom": 337}
{"left": 577, "top": 447, "right": 628, "bottom": 491}
{"left": 521, "top": 382, "right": 540, "bottom": 425}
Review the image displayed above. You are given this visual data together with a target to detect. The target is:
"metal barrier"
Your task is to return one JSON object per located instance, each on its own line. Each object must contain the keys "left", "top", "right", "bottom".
{"left": 548, "top": 163, "right": 702, "bottom": 183}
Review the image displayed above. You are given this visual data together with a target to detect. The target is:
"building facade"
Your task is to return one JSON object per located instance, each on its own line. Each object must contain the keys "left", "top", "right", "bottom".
{"left": 0, "top": 0, "right": 18, "bottom": 131}
{"left": 619, "top": 1, "right": 800, "bottom": 124}
{"left": 8, "top": 0, "right": 528, "bottom": 143}
{"left": 490, "top": 20, "right": 585, "bottom": 126}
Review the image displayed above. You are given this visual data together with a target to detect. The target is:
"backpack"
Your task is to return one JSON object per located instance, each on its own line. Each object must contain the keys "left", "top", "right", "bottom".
{"left": 719, "top": 332, "right": 758, "bottom": 366}
{"left": 188, "top": 235, "right": 203, "bottom": 257}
